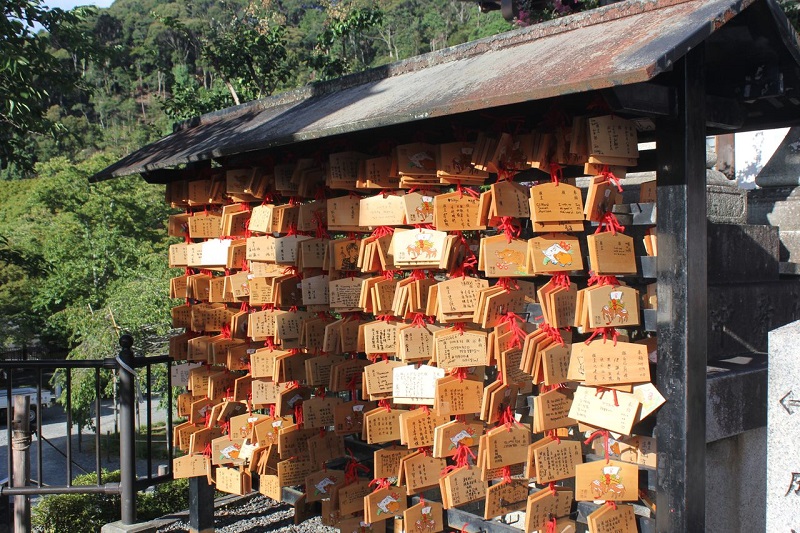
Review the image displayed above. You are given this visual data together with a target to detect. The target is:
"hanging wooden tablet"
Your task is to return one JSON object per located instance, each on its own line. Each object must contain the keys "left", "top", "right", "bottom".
{"left": 392, "top": 364, "right": 445, "bottom": 405}
{"left": 276, "top": 455, "right": 316, "bottom": 486}
{"left": 567, "top": 386, "right": 640, "bottom": 435}
{"left": 434, "top": 328, "right": 488, "bottom": 370}
{"left": 586, "top": 285, "right": 640, "bottom": 328}
{"left": 359, "top": 193, "right": 406, "bottom": 227}
{"left": 631, "top": 383, "right": 665, "bottom": 422}
{"left": 306, "top": 469, "right": 345, "bottom": 503}
{"left": 364, "top": 406, "right": 406, "bottom": 444}
{"left": 491, "top": 180, "right": 531, "bottom": 218}
{"left": 541, "top": 343, "right": 571, "bottom": 386}
{"left": 587, "top": 503, "right": 638, "bottom": 533}
{"left": 364, "top": 486, "right": 408, "bottom": 523}
{"left": 575, "top": 459, "right": 639, "bottom": 502}
{"left": 483, "top": 480, "right": 529, "bottom": 519}
{"left": 215, "top": 465, "right": 252, "bottom": 495}
{"left": 211, "top": 435, "right": 245, "bottom": 466}
{"left": 438, "top": 141, "right": 489, "bottom": 180}
{"left": 329, "top": 359, "right": 370, "bottom": 392}
{"left": 533, "top": 439, "right": 583, "bottom": 484}
{"left": 308, "top": 431, "right": 345, "bottom": 466}
{"left": 302, "top": 396, "right": 342, "bottom": 429}
{"left": 337, "top": 480, "right": 372, "bottom": 516}
{"left": 433, "top": 376, "right": 483, "bottom": 416}
{"left": 188, "top": 426, "right": 223, "bottom": 456}
{"left": 587, "top": 115, "right": 638, "bottom": 159}
{"left": 402, "top": 191, "right": 436, "bottom": 225}
{"left": 397, "top": 323, "right": 437, "bottom": 363}
{"left": 404, "top": 500, "right": 444, "bottom": 533}
{"left": 360, "top": 155, "right": 397, "bottom": 189}
{"left": 584, "top": 176, "right": 623, "bottom": 222}
{"left": 433, "top": 191, "right": 484, "bottom": 231}
{"left": 586, "top": 232, "right": 636, "bottom": 275}
{"left": 392, "top": 228, "right": 448, "bottom": 268}
{"left": 582, "top": 340, "right": 650, "bottom": 386}
{"left": 328, "top": 195, "right": 364, "bottom": 232}
{"left": 441, "top": 466, "right": 487, "bottom": 508}
{"left": 403, "top": 453, "right": 446, "bottom": 495}
{"left": 277, "top": 385, "right": 312, "bottom": 417}
{"left": 532, "top": 387, "right": 576, "bottom": 433}
{"left": 432, "top": 419, "right": 483, "bottom": 458}
{"left": 524, "top": 487, "right": 574, "bottom": 533}
{"left": 529, "top": 233, "right": 584, "bottom": 273}
{"left": 333, "top": 400, "right": 376, "bottom": 436}
{"left": 529, "top": 182, "right": 584, "bottom": 223}
{"left": 173, "top": 454, "right": 210, "bottom": 479}
{"left": 481, "top": 236, "right": 532, "bottom": 277}
{"left": 483, "top": 424, "right": 531, "bottom": 468}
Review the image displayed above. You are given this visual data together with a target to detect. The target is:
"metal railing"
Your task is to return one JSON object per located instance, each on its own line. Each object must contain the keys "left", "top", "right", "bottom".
{"left": 0, "top": 335, "right": 173, "bottom": 525}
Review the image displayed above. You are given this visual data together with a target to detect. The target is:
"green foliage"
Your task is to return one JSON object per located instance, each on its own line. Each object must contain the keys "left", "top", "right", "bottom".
{"left": 309, "top": 5, "right": 384, "bottom": 80}
{"left": 0, "top": 0, "right": 97, "bottom": 173}
{"left": 32, "top": 470, "right": 189, "bottom": 533}
{"left": 0, "top": 152, "right": 174, "bottom": 425}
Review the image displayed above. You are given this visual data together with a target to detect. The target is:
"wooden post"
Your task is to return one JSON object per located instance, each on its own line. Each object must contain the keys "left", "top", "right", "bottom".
{"left": 11, "top": 395, "right": 31, "bottom": 533}
{"left": 655, "top": 44, "right": 708, "bottom": 532}
{"left": 188, "top": 477, "right": 215, "bottom": 533}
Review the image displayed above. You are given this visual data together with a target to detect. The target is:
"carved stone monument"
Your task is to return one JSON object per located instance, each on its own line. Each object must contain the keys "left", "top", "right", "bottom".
{"left": 766, "top": 320, "right": 800, "bottom": 532}
{"left": 748, "top": 127, "right": 800, "bottom": 266}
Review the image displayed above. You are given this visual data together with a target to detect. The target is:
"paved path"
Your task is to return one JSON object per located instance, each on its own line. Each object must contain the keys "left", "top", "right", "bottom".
{"left": 0, "top": 396, "right": 169, "bottom": 488}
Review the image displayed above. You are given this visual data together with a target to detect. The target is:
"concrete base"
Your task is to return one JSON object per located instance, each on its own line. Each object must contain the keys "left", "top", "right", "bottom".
{"left": 101, "top": 520, "right": 161, "bottom": 533}
{"left": 705, "top": 427, "right": 767, "bottom": 532}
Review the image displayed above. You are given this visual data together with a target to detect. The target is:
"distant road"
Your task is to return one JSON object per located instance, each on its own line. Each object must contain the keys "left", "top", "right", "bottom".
{"left": 0, "top": 396, "right": 170, "bottom": 489}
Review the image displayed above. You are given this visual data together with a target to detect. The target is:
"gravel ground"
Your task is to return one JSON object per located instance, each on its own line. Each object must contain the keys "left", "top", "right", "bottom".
{"left": 156, "top": 494, "right": 338, "bottom": 533}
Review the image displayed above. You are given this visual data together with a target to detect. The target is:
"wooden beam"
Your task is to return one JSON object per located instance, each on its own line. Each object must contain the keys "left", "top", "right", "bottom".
{"left": 655, "top": 45, "right": 708, "bottom": 532}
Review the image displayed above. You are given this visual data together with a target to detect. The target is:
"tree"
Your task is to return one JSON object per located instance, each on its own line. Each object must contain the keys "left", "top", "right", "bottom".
{"left": 308, "top": 3, "right": 384, "bottom": 80}
{"left": 0, "top": 0, "right": 94, "bottom": 173}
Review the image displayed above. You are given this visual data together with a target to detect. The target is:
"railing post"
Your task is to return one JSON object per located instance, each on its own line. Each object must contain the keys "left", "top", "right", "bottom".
{"left": 12, "top": 395, "right": 31, "bottom": 533}
{"left": 118, "top": 334, "right": 137, "bottom": 525}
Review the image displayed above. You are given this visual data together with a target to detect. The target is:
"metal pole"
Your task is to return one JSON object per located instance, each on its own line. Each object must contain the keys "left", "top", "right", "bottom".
{"left": 655, "top": 44, "right": 708, "bottom": 532}
{"left": 12, "top": 395, "right": 31, "bottom": 533}
{"left": 118, "top": 334, "right": 137, "bottom": 525}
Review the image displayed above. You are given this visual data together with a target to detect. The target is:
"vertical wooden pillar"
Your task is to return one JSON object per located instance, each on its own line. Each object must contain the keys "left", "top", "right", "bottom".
{"left": 655, "top": 45, "right": 708, "bottom": 532}
{"left": 12, "top": 395, "right": 31, "bottom": 533}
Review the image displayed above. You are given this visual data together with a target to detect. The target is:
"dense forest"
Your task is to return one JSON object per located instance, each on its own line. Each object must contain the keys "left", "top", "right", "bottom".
{"left": 0, "top": 0, "right": 532, "bottom": 361}
{"left": 1, "top": 0, "right": 799, "bottom": 411}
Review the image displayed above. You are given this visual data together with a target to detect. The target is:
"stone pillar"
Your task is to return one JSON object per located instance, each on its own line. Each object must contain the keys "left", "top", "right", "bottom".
{"left": 766, "top": 320, "right": 800, "bottom": 531}
{"left": 748, "top": 127, "right": 800, "bottom": 265}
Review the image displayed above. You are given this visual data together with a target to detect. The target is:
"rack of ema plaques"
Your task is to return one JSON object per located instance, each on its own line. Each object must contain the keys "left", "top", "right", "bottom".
{"left": 166, "top": 113, "right": 664, "bottom": 533}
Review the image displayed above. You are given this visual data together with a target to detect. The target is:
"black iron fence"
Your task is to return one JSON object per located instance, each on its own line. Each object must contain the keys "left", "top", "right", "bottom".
{"left": 0, "top": 335, "right": 173, "bottom": 526}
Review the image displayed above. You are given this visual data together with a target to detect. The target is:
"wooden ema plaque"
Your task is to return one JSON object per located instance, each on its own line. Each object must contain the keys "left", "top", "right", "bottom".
{"left": 587, "top": 503, "right": 638, "bottom": 533}
{"left": 529, "top": 233, "right": 584, "bottom": 273}
{"left": 575, "top": 460, "right": 639, "bottom": 502}
{"left": 484, "top": 479, "right": 528, "bottom": 519}
{"left": 440, "top": 466, "right": 487, "bottom": 508}
{"left": 529, "top": 182, "right": 584, "bottom": 223}
{"left": 163, "top": 115, "right": 658, "bottom": 526}
{"left": 404, "top": 500, "right": 444, "bottom": 533}
{"left": 525, "top": 487, "right": 574, "bottom": 533}
{"left": 364, "top": 486, "right": 408, "bottom": 522}
{"left": 586, "top": 233, "right": 636, "bottom": 275}
{"left": 568, "top": 385, "right": 640, "bottom": 435}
